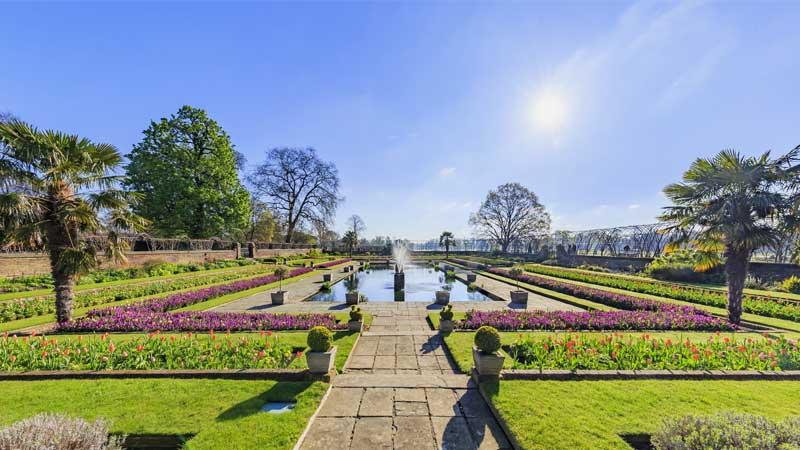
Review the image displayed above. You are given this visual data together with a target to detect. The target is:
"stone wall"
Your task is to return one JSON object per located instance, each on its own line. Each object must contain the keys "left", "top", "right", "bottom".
{"left": 0, "top": 248, "right": 309, "bottom": 277}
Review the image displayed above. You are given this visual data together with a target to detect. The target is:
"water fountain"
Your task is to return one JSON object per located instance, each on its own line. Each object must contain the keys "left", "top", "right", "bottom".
{"left": 392, "top": 243, "right": 409, "bottom": 293}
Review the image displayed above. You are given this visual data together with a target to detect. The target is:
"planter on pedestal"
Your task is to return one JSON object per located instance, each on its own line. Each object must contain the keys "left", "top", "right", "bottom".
{"left": 467, "top": 273, "right": 477, "bottom": 283}
{"left": 346, "top": 292, "right": 360, "bottom": 305}
{"left": 322, "top": 273, "right": 332, "bottom": 282}
{"left": 435, "top": 290, "right": 450, "bottom": 305}
{"left": 472, "top": 347, "right": 505, "bottom": 378}
{"left": 271, "top": 291, "right": 287, "bottom": 305}
{"left": 348, "top": 320, "right": 363, "bottom": 332}
{"left": 307, "top": 347, "right": 337, "bottom": 374}
{"left": 510, "top": 291, "right": 529, "bottom": 304}
{"left": 439, "top": 320, "right": 454, "bottom": 333}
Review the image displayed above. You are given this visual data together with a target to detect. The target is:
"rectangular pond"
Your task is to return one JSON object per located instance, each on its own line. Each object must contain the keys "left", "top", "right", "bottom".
{"left": 308, "top": 264, "right": 490, "bottom": 302}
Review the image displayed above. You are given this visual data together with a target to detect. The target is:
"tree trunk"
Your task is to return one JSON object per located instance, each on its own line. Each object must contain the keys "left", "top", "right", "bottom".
{"left": 724, "top": 246, "right": 750, "bottom": 325}
{"left": 445, "top": 245, "right": 449, "bottom": 259}
{"left": 53, "top": 270, "right": 75, "bottom": 323}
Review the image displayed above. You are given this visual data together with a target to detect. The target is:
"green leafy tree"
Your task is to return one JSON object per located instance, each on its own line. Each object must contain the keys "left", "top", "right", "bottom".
{"left": 439, "top": 231, "right": 455, "bottom": 258}
{"left": 342, "top": 230, "right": 358, "bottom": 257}
{"left": 125, "top": 106, "right": 250, "bottom": 238}
{"left": 660, "top": 147, "right": 800, "bottom": 324}
{"left": 0, "top": 119, "right": 147, "bottom": 322}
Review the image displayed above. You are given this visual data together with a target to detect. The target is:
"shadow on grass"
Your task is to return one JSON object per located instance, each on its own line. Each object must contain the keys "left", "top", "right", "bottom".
{"left": 216, "top": 381, "right": 314, "bottom": 422}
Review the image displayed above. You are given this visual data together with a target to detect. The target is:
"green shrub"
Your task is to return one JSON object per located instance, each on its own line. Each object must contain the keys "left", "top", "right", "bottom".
{"left": 577, "top": 264, "right": 609, "bottom": 273}
{"left": 643, "top": 250, "right": 721, "bottom": 283}
{"left": 474, "top": 326, "right": 501, "bottom": 354}
{"left": 651, "top": 412, "right": 800, "bottom": 450}
{"left": 445, "top": 270, "right": 456, "bottom": 279}
{"left": 440, "top": 305, "right": 454, "bottom": 321}
{"left": 307, "top": 326, "right": 333, "bottom": 352}
{"left": 349, "top": 306, "right": 363, "bottom": 322}
{"left": 320, "top": 282, "right": 331, "bottom": 292}
{"left": 467, "top": 283, "right": 478, "bottom": 292}
{"left": 782, "top": 276, "right": 800, "bottom": 294}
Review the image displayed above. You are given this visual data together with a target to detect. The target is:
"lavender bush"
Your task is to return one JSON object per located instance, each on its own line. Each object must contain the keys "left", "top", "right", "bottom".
{"left": 315, "top": 258, "right": 352, "bottom": 269}
{"left": 652, "top": 413, "right": 800, "bottom": 450}
{"left": 0, "top": 413, "right": 123, "bottom": 450}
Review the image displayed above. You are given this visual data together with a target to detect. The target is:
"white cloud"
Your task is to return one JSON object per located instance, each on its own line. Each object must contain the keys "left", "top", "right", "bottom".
{"left": 628, "top": 204, "right": 641, "bottom": 209}
{"left": 438, "top": 167, "right": 456, "bottom": 177}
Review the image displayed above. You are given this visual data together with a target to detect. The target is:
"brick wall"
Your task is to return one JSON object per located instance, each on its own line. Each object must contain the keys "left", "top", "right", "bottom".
{"left": 0, "top": 248, "right": 309, "bottom": 277}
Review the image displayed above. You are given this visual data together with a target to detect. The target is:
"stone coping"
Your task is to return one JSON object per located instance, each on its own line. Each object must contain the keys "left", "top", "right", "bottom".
{"left": 333, "top": 373, "right": 475, "bottom": 389}
{"left": 500, "top": 369, "right": 800, "bottom": 380}
{"left": 0, "top": 368, "right": 315, "bottom": 381}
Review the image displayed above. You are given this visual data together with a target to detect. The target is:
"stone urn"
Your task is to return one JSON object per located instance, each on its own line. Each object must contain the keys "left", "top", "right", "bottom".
{"left": 346, "top": 292, "right": 360, "bottom": 305}
{"left": 439, "top": 320, "right": 454, "bottom": 333}
{"left": 348, "top": 320, "right": 363, "bottom": 332}
{"left": 467, "top": 273, "right": 477, "bottom": 283}
{"left": 343, "top": 266, "right": 350, "bottom": 273}
{"left": 307, "top": 346, "right": 337, "bottom": 374}
{"left": 510, "top": 291, "right": 529, "bottom": 304}
{"left": 473, "top": 347, "right": 505, "bottom": 378}
{"left": 435, "top": 290, "right": 450, "bottom": 305}
{"left": 322, "top": 273, "right": 332, "bottom": 282}
{"left": 271, "top": 291, "right": 287, "bottom": 305}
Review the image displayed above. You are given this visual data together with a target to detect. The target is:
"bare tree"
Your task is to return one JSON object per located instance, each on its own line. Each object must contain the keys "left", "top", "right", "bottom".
{"left": 346, "top": 215, "right": 366, "bottom": 241}
{"left": 469, "top": 182, "right": 551, "bottom": 253}
{"left": 248, "top": 148, "right": 341, "bottom": 243}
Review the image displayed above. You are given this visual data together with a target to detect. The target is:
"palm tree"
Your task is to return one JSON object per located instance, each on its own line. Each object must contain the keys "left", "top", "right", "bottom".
{"left": 439, "top": 231, "right": 455, "bottom": 258}
{"left": 660, "top": 147, "right": 800, "bottom": 324}
{"left": 0, "top": 119, "right": 147, "bottom": 323}
{"left": 342, "top": 230, "right": 358, "bottom": 257}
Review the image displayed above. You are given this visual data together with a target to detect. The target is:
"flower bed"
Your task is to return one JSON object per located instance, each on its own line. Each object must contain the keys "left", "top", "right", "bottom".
{"left": 462, "top": 310, "right": 735, "bottom": 332}
{"left": 522, "top": 264, "right": 800, "bottom": 322}
{"left": 0, "top": 331, "right": 301, "bottom": 371}
{"left": 0, "top": 264, "right": 278, "bottom": 323}
{"left": 315, "top": 258, "right": 351, "bottom": 269}
{"left": 508, "top": 333, "right": 800, "bottom": 370}
{"left": 58, "top": 267, "right": 318, "bottom": 332}
{"left": 59, "top": 311, "right": 343, "bottom": 333}
{"left": 489, "top": 268, "right": 712, "bottom": 316}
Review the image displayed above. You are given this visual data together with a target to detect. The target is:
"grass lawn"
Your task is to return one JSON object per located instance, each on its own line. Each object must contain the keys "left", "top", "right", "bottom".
{"left": 483, "top": 379, "right": 800, "bottom": 450}
{"left": 0, "top": 378, "right": 326, "bottom": 450}
{"left": 442, "top": 330, "right": 784, "bottom": 373}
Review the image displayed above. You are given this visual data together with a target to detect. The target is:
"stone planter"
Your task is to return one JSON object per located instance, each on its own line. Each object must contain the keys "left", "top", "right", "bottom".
{"left": 322, "top": 273, "right": 332, "bottom": 282}
{"left": 348, "top": 320, "right": 363, "bottom": 332}
{"left": 467, "top": 273, "right": 477, "bottom": 283}
{"left": 271, "top": 291, "right": 287, "bottom": 305}
{"left": 307, "top": 346, "right": 337, "bottom": 375}
{"left": 346, "top": 292, "right": 360, "bottom": 305}
{"left": 439, "top": 319, "right": 454, "bottom": 333}
{"left": 435, "top": 290, "right": 450, "bottom": 305}
{"left": 473, "top": 347, "right": 505, "bottom": 378}
{"left": 343, "top": 266, "right": 350, "bottom": 273}
{"left": 510, "top": 290, "right": 529, "bottom": 304}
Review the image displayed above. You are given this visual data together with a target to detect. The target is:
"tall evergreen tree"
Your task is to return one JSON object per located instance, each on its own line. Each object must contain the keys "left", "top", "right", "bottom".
{"left": 125, "top": 106, "right": 250, "bottom": 238}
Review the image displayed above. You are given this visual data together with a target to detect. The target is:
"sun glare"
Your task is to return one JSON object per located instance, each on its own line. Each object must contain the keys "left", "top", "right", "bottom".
{"left": 531, "top": 89, "right": 568, "bottom": 133}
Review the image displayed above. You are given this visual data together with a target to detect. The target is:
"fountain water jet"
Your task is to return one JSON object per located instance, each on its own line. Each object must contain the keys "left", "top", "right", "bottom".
{"left": 392, "top": 242, "right": 409, "bottom": 293}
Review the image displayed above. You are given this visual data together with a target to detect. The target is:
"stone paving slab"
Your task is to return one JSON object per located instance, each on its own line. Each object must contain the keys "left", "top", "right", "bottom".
{"left": 333, "top": 374, "right": 474, "bottom": 389}
{"left": 395, "top": 416, "right": 437, "bottom": 450}
{"left": 298, "top": 417, "right": 356, "bottom": 450}
{"left": 351, "top": 417, "right": 393, "bottom": 450}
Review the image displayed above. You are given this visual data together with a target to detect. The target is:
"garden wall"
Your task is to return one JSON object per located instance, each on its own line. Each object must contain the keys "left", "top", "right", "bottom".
{"left": 555, "top": 253, "right": 800, "bottom": 282}
{"left": 0, "top": 248, "right": 308, "bottom": 277}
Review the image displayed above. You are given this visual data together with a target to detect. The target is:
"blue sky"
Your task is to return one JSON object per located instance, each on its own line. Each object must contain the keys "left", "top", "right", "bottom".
{"left": 2, "top": 1, "right": 799, "bottom": 240}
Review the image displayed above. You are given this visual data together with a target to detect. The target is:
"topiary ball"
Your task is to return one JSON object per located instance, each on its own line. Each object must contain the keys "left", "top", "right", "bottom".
{"left": 349, "top": 306, "right": 363, "bottom": 322}
{"left": 474, "top": 326, "right": 501, "bottom": 354}
{"left": 440, "top": 305, "right": 454, "bottom": 321}
{"left": 307, "top": 326, "right": 333, "bottom": 352}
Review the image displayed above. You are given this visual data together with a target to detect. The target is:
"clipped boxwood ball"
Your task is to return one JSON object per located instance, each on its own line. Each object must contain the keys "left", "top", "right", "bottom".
{"left": 349, "top": 306, "right": 363, "bottom": 322}
{"left": 307, "top": 326, "right": 333, "bottom": 352}
{"left": 474, "top": 326, "right": 501, "bottom": 354}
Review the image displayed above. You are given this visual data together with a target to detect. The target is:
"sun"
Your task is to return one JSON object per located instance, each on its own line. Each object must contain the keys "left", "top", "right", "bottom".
{"left": 531, "top": 89, "right": 568, "bottom": 133}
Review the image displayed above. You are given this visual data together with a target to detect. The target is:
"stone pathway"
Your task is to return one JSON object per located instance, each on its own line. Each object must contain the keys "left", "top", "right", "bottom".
{"left": 297, "top": 309, "right": 511, "bottom": 450}
{"left": 212, "top": 264, "right": 355, "bottom": 312}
